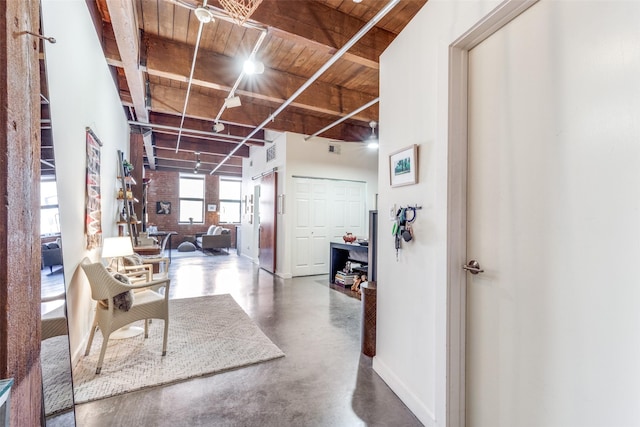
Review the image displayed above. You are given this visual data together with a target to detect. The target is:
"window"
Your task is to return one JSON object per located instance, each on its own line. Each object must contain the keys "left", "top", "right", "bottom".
{"left": 219, "top": 177, "right": 242, "bottom": 223}
{"left": 179, "top": 174, "right": 205, "bottom": 223}
{"left": 41, "top": 178, "right": 60, "bottom": 235}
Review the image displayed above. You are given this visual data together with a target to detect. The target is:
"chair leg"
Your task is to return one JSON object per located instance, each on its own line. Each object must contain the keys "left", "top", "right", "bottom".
{"left": 162, "top": 317, "right": 169, "bottom": 356}
{"left": 84, "top": 320, "right": 98, "bottom": 356}
{"left": 144, "top": 319, "right": 149, "bottom": 338}
{"left": 95, "top": 332, "right": 110, "bottom": 375}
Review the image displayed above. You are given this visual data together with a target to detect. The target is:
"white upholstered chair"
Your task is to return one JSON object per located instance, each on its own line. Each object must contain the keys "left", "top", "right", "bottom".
{"left": 41, "top": 292, "right": 68, "bottom": 341}
{"left": 80, "top": 257, "right": 170, "bottom": 374}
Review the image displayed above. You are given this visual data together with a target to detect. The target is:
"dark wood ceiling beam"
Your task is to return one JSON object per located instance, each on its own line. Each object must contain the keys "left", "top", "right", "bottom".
{"left": 103, "top": 26, "right": 379, "bottom": 120}
{"left": 154, "top": 160, "right": 241, "bottom": 177}
{"left": 150, "top": 84, "right": 373, "bottom": 141}
{"left": 249, "top": 0, "right": 397, "bottom": 69}
{"left": 154, "top": 134, "right": 250, "bottom": 158}
{"left": 148, "top": 112, "right": 267, "bottom": 145}
{"left": 140, "top": 34, "right": 378, "bottom": 119}
{"left": 154, "top": 146, "right": 243, "bottom": 167}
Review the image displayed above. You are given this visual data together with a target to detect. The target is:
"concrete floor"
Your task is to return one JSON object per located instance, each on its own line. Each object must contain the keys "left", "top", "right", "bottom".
{"left": 49, "top": 250, "right": 422, "bottom": 426}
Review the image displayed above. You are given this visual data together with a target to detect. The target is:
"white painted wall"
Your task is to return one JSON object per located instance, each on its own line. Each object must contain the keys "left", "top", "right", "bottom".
{"left": 378, "top": 1, "right": 640, "bottom": 426}
{"left": 242, "top": 132, "right": 378, "bottom": 278}
{"left": 376, "top": 1, "right": 501, "bottom": 425}
{"left": 42, "top": 0, "right": 130, "bottom": 362}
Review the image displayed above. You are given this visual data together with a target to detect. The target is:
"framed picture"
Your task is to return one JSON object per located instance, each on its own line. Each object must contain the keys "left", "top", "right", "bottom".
{"left": 389, "top": 144, "right": 418, "bottom": 187}
{"left": 156, "top": 201, "right": 171, "bottom": 214}
{"left": 207, "top": 204, "right": 217, "bottom": 212}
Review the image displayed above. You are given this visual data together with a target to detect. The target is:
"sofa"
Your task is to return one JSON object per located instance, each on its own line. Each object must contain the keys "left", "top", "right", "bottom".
{"left": 195, "top": 225, "right": 231, "bottom": 252}
{"left": 42, "top": 239, "right": 63, "bottom": 273}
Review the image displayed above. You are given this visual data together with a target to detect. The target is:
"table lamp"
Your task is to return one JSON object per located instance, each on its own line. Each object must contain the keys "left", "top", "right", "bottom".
{"left": 102, "top": 236, "right": 134, "bottom": 272}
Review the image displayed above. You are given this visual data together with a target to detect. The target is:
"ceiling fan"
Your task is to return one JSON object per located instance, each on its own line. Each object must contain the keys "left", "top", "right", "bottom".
{"left": 329, "top": 120, "right": 378, "bottom": 149}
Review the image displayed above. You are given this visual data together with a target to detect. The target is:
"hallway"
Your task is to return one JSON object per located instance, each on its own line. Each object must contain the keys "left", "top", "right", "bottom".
{"left": 52, "top": 250, "right": 421, "bottom": 426}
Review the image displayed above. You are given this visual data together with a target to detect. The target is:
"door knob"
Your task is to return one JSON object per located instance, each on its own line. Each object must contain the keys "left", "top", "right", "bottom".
{"left": 462, "top": 259, "right": 484, "bottom": 275}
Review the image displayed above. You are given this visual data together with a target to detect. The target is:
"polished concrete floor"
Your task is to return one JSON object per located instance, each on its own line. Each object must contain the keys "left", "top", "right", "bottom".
{"left": 50, "top": 250, "right": 422, "bottom": 427}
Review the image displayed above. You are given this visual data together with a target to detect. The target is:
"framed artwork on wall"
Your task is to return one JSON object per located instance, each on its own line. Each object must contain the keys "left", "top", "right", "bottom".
{"left": 156, "top": 201, "right": 171, "bottom": 214}
{"left": 85, "top": 128, "right": 103, "bottom": 249}
{"left": 389, "top": 144, "right": 418, "bottom": 187}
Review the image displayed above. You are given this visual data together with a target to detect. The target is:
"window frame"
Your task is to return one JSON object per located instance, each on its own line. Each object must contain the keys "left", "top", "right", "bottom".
{"left": 40, "top": 177, "right": 60, "bottom": 236}
{"left": 218, "top": 176, "right": 242, "bottom": 224}
{"left": 178, "top": 174, "right": 205, "bottom": 224}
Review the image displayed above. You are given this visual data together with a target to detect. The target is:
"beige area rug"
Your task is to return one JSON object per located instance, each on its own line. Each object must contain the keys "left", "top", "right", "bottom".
{"left": 71, "top": 294, "right": 284, "bottom": 405}
{"left": 42, "top": 335, "right": 75, "bottom": 416}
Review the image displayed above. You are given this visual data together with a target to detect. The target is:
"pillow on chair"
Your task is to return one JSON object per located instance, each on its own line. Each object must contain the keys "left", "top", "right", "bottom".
{"left": 99, "top": 272, "right": 134, "bottom": 311}
{"left": 123, "top": 254, "right": 144, "bottom": 266}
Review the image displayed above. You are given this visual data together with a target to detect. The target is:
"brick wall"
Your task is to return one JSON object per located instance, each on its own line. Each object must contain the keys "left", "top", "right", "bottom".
{"left": 145, "top": 170, "right": 236, "bottom": 249}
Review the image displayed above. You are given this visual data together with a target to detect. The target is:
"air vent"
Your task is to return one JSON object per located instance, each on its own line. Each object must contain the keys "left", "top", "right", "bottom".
{"left": 266, "top": 145, "right": 276, "bottom": 162}
{"left": 328, "top": 143, "right": 341, "bottom": 154}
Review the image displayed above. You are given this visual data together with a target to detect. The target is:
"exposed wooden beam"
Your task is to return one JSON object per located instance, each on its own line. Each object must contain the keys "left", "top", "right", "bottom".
{"left": 106, "top": 0, "right": 156, "bottom": 168}
{"left": 154, "top": 134, "right": 251, "bottom": 157}
{"left": 147, "top": 112, "right": 267, "bottom": 145}
{"left": 154, "top": 146, "right": 243, "bottom": 167}
{"left": 250, "top": 0, "right": 397, "bottom": 69}
{"left": 154, "top": 159, "right": 242, "bottom": 177}
{"left": 150, "top": 84, "right": 374, "bottom": 141}
{"left": 142, "top": 34, "right": 377, "bottom": 117}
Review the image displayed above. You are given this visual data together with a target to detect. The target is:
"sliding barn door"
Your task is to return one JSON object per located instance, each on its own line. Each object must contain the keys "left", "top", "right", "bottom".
{"left": 258, "top": 171, "right": 277, "bottom": 273}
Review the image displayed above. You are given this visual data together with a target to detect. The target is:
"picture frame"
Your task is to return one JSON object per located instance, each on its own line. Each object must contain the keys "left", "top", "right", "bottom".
{"left": 207, "top": 204, "right": 217, "bottom": 212}
{"left": 156, "top": 201, "right": 171, "bottom": 214}
{"left": 389, "top": 144, "right": 418, "bottom": 187}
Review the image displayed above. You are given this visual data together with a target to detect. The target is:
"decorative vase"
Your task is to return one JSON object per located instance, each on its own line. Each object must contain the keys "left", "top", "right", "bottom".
{"left": 343, "top": 232, "right": 356, "bottom": 243}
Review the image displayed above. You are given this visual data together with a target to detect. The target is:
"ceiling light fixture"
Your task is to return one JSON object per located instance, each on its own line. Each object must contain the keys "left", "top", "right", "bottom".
{"left": 194, "top": 7, "right": 214, "bottom": 23}
{"left": 243, "top": 59, "right": 265, "bottom": 75}
{"left": 353, "top": 0, "right": 363, "bottom": 3}
{"left": 194, "top": 151, "right": 201, "bottom": 173}
{"left": 367, "top": 121, "right": 379, "bottom": 149}
{"left": 213, "top": 122, "right": 225, "bottom": 132}
{"left": 224, "top": 96, "right": 242, "bottom": 108}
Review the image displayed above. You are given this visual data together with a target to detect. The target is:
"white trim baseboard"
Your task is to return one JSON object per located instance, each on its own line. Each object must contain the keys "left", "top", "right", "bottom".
{"left": 373, "top": 356, "right": 437, "bottom": 427}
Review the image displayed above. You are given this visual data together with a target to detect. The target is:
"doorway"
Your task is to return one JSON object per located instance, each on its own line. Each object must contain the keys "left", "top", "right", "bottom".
{"left": 449, "top": 1, "right": 640, "bottom": 426}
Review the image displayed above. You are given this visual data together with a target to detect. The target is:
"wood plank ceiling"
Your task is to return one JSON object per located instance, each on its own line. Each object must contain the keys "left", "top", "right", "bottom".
{"left": 85, "top": 0, "right": 427, "bottom": 177}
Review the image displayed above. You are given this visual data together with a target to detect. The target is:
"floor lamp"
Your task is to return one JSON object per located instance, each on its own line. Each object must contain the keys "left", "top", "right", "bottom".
{"left": 101, "top": 236, "right": 144, "bottom": 339}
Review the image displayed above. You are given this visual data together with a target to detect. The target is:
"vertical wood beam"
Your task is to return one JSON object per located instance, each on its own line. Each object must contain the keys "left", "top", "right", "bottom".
{"left": 130, "top": 133, "right": 145, "bottom": 224}
{"left": 0, "top": 1, "right": 43, "bottom": 425}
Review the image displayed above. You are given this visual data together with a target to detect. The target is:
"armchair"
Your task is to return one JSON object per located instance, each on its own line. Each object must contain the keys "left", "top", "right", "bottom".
{"left": 80, "top": 257, "right": 170, "bottom": 374}
{"left": 41, "top": 292, "right": 68, "bottom": 341}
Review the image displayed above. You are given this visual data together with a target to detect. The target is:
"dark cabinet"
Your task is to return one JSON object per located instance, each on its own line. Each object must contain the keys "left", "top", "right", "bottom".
{"left": 329, "top": 242, "right": 369, "bottom": 287}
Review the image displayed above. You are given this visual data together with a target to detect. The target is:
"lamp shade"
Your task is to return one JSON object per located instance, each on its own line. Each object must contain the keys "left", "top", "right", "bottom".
{"left": 102, "top": 237, "right": 134, "bottom": 259}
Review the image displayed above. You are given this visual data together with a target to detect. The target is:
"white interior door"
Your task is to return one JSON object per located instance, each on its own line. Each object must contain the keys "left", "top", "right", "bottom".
{"left": 292, "top": 178, "right": 329, "bottom": 276}
{"left": 466, "top": 2, "right": 640, "bottom": 427}
{"left": 292, "top": 178, "right": 366, "bottom": 277}
{"left": 331, "top": 180, "right": 366, "bottom": 242}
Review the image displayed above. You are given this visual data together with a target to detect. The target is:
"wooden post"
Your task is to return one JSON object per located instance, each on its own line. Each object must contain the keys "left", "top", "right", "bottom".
{"left": 0, "top": 1, "right": 43, "bottom": 425}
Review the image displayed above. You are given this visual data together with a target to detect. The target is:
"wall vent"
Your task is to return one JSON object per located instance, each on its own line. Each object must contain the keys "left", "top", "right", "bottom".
{"left": 328, "top": 143, "right": 341, "bottom": 154}
{"left": 266, "top": 145, "right": 276, "bottom": 162}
